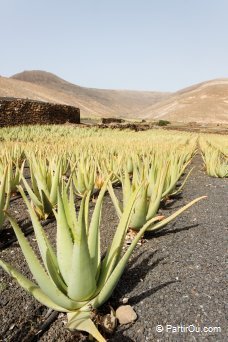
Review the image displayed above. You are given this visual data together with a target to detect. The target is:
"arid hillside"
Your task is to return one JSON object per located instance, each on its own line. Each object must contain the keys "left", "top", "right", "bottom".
{"left": 140, "top": 79, "right": 228, "bottom": 123}
{"left": 2, "top": 70, "right": 168, "bottom": 118}
{"left": 1, "top": 71, "right": 228, "bottom": 123}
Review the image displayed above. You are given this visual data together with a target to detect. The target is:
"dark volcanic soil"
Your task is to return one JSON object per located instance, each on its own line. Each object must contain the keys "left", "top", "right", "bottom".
{"left": 0, "top": 155, "right": 227, "bottom": 342}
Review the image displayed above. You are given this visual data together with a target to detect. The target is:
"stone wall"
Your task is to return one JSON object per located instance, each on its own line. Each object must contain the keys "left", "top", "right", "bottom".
{"left": 0, "top": 98, "right": 80, "bottom": 127}
{"left": 101, "top": 117, "right": 124, "bottom": 124}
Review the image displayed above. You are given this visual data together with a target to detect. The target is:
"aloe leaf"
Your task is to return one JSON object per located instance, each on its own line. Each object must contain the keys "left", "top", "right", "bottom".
{"left": 40, "top": 189, "right": 54, "bottom": 215}
{"left": 5, "top": 214, "right": 80, "bottom": 310}
{"left": 122, "top": 168, "right": 132, "bottom": 209}
{"left": 84, "top": 190, "right": 91, "bottom": 234}
{"left": 0, "top": 167, "right": 7, "bottom": 229}
{"left": 92, "top": 215, "right": 164, "bottom": 308}
{"left": 147, "top": 196, "right": 207, "bottom": 232}
{"left": 50, "top": 159, "right": 61, "bottom": 204}
{"left": 146, "top": 165, "right": 167, "bottom": 221}
{"left": 170, "top": 167, "right": 194, "bottom": 196}
{"left": 129, "top": 186, "right": 148, "bottom": 229}
{"left": 5, "top": 170, "right": 11, "bottom": 209}
{"left": 107, "top": 182, "right": 122, "bottom": 218}
{"left": 77, "top": 169, "right": 86, "bottom": 194}
{"left": 35, "top": 170, "right": 50, "bottom": 199}
{"left": 56, "top": 188, "right": 73, "bottom": 285}
{"left": 68, "top": 197, "right": 97, "bottom": 301}
{"left": 94, "top": 196, "right": 206, "bottom": 307}
{"left": 0, "top": 259, "right": 69, "bottom": 312}
{"left": 61, "top": 182, "right": 74, "bottom": 230}
{"left": 22, "top": 176, "right": 42, "bottom": 208}
{"left": 66, "top": 183, "right": 79, "bottom": 238}
{"left": 45, "top": 249, "right": 67, "bottom": 293}
{"left": 17, "top": 186, "right": 67, "bottom": 292}
{"left": 97, "top": 185, "right": 142, "bottom": 291}
{"left": 67, "top": 311, "right": 106, "bottom": 342}
{"left": 29, "top": 164, "right": 40, "bottom": 198}
{"left": 88, "top": 175, "right": 111, "bottom": 279}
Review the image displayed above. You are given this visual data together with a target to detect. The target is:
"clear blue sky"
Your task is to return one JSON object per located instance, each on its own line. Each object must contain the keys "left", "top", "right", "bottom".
{"left": 1, "top": 0, "right": 228, "bottom": 91}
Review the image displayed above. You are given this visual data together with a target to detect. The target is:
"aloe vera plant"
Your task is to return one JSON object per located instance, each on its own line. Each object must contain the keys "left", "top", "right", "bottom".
{"left": 199, "top": 135, "right": 228, "bottom": 178}
{"left": 108, "top": 163, "right": 167, "bottom": 230}
{"left": 8, "top": 159, "right": 25, "bottom": 194}
{"left": 161, "top": 153, "right": 194, "bottom": 198}
{"left": 109, "top": 163, "right": 205, "bottom": 232}
{"left": 22, "top": 156, "right": 63, "bottom": 219}
{"left": 0, "top": 178, "right": 144, "bottom": 340}
{"left": 0, "top": 156, "right": 25, "bottom": 194}
{"left": 70, "top": 158, "right": 96, "bottom": 197}
{"left": 201, "top": 145, "right": 228, "bottom": 178}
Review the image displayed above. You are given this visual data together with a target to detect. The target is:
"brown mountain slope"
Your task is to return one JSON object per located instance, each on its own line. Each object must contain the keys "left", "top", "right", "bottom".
{"left": 140, "top": 79, "right": 228, "bottom": 123}
{"left": 0, "top": 76, "right": 115, "bottom": 117}
{"left": 1, "top": 71, "right": 228, "bottom": 123}
{"left": 8, "top": 70, "right": 169, "bottom": 118}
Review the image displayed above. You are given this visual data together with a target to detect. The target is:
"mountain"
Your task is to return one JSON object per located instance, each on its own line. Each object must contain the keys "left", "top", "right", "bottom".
{"left": 8, "top": 70, "right": 169, "bottom": 118}
{"left": 0, "top": 70, "right": 228, "bottom": 123}
{"left": 139, "top": 79, "right": 228, "bottom": 123}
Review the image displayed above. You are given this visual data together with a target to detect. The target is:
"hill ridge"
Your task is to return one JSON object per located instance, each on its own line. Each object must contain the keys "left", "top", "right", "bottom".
{"left": 0, "top": 70, "right": 227, "bottom": 122}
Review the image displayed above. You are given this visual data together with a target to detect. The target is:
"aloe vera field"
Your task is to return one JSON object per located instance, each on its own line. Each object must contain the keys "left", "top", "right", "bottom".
{"left": 0, "top": 125, "right": 227, "bottom": 342}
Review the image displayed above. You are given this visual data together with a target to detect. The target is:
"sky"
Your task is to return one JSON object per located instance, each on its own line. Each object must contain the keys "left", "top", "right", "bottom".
{"left": 1, "top": 0, "right": 228, "bottom": 91}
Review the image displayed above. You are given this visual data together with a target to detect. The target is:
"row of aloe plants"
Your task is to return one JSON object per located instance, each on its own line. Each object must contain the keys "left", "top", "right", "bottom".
{"left": 0, "top": 176, "right": 205, "bottom": 341}
{"left": 0, "top": 136, "right": 195, "bottom": 227}
{"left": 0, "top": 128, "right": 206, "bottom": 341}
{"left": 199, "top": 134, "right": 228, "bottom": 178}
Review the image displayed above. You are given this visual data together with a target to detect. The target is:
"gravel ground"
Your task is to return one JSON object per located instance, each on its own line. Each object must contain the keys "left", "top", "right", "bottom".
{"left": 0, "top": 155, "right": 227, "bottom": 341}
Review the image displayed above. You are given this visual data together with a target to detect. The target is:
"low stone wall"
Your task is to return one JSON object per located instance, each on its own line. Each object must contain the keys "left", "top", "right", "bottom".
{"left": 101, "top": 117, "right": 124, "bottom": 124}
{"left": 0, "top": 98, "right": 80, "bottom": 127}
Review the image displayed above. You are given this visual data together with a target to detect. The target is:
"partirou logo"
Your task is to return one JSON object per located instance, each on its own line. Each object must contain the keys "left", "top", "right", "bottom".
{"left": 156, "top": 324, "right": 221, "bottom": 334}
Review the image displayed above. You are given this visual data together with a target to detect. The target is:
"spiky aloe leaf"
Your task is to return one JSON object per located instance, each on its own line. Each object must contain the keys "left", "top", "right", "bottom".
{"left": 122, "top": 167, "right": 132, "bottom": 209}
{"left": 61, "top": 182, "right": 76, "bottom": 232}
{"left": 55, "top": 187, "right": 74, "bottom": 286}
{"left": 0, "top": 167, "right": 8, "bottom": 229}
{"left": 169, "top": 167, "right": 194, "bottom": 196}
{"left": 84, "top": 190, "right": 91, "bottom": 234}
{"left": 92, "top": 196, "right": 206, "bottom": 308}
{"left": 129, "top": 185, "right": 148, "bottom": 229}
{"left": 15, "top": 187, "right": 67, "bottom": 293}
{"left": 67, "top": 197, "right": 97, "bottom": 301}
{"left": 88, "top": 175, "right": 112, "bottom": 280}
{"left": 22, "top": 176, "right": 43, "bottom": 208}
{"left": 92, "top": 215, "right": 164, "bottom": 308}
{"left": 0, "top": 259, "right": 68, "bottom": 312}
{"left": 18, "top": 186, "right": 59, "bottom": 272}
{"left": 67, "top": 311, "right": 106, "bottom": 342}
{"left": 97, "top": 185, "right": 142, "bottom": 291}
{"left": 146, "top": 165, "right": 167, "bottom": 221}
{"left": 146, "top": 196, "right": 207, "bottom": 232}
{"left": 40, "top": 189, "right": 54, "bottom": 217}
{"left": 107, "top": 182, "right": 122, "bottom": 219}
{"left": 49, "top": 158, "right": 62, "bottom": 204}
{"left": 5, "top": 213, "right": 82, "bottom": 310}
{"left": 29, "top": 163, "right": 40, "bottom": 199}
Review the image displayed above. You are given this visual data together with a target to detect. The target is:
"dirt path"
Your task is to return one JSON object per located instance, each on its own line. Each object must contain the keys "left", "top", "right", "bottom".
{"left": 0, "top": 155, "right": 227, "bottom": 341}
